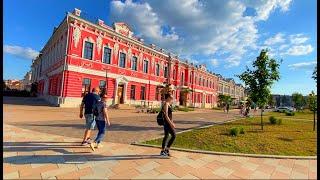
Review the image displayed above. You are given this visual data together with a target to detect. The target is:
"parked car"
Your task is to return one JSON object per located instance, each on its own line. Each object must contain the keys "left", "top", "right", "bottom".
{"left": 274, "top": 106, "right": 294, "bottom": 113}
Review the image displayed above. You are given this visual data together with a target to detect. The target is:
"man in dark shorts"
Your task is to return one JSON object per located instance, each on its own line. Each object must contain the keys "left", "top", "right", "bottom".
{"left": 79, "top": 87, "right": 101, "bottom": 145}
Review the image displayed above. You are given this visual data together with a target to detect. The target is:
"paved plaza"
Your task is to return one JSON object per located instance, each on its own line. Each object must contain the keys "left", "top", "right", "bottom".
{"left": 3, "top": 97, "right": 317, "bottom": 179}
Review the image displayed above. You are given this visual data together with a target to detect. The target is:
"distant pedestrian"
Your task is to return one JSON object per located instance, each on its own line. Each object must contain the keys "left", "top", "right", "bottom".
{"left": 79, "top": 87, "right": 101, "bottom": 145}
{"left": 226, "top": 104, "right": 230, "bottom": 114}
{"left": 240, "top": 104, "right": 244, "bottom": 116}
{"left": 90, "top": 94, "right": 110, "bottom": 151}
{"left": 160, "top": 94, "right": 176, "bottom": 157}
{"left": 223, "top": 103, "right": 226, "bottom": 112}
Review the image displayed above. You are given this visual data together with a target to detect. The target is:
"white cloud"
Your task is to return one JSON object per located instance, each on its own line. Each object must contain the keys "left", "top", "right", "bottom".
{"left": 288, "top": 61, "right": 317, "bottom": 70}
{"left": 3, "top": 45, "right": 39, "bottom": 60}
{"left": 224, "top": 55, "right": 241, "bottom": 68}
{"left": 289, "top": 34, "right": 309, "bottom": 44}
{"left": 210, "top": 59, "right": 219, "bottom": 67}
{"left": 244, "top": 0, "right": 293, "bottom": 21}
{"left": 285, "top": 44, "right": 314, "bottom": 56}
{"left": 264, "top": 33, "right": 285, "bottom": 45}
{"left": 110, "top": 0, "right": 292, "bottom": 68}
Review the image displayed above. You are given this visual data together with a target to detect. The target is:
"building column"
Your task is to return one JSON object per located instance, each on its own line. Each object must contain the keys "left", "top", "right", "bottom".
{"left": 123, "top": 82, "right": 128, "bottom": 104}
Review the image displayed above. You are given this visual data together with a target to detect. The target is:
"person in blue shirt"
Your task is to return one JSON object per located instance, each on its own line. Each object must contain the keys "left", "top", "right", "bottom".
{"left": 79, "top": 87, "right": 101, "bottom": 145}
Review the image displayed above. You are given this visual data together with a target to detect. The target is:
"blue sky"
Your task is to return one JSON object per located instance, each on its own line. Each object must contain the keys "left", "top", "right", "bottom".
{"left": 4, "top": 0, "right": 317, "bottom": 95}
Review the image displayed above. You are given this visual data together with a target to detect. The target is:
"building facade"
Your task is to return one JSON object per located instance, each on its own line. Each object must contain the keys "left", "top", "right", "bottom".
{"left": 30, "top": 9, "right": 243, "bottom": 108}
{"left": 218, "top": 76, "right": 246, "bottom": 104}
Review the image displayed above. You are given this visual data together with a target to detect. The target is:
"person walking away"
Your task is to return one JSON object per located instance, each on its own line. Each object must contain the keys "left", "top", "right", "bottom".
{"left": 90, "top": 94, "right": 110, "bottom": 151}
{"left": 79, "top": 87, "right": 101, "bottom": 145}
{"left": 223, "top": 103, "right": 226, "bottom": 113}
{"left": 226, "top": 103, "right": 230, "bottom": 114}
{"left": 160, "top": 94, "right": 176, "bottom": 157}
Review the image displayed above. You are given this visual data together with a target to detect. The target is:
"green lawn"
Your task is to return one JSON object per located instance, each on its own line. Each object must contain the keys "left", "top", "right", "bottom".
{"left": 264, "top": 110, "right": 317, "bottom": 120}
{"left": 144, "top": 113, "right": 317, "bottom": 156}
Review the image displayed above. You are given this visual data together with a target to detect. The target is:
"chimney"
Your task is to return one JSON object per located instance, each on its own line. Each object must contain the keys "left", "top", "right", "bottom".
{"left": 73, "top": 8, "right": 81, "bottom": 16}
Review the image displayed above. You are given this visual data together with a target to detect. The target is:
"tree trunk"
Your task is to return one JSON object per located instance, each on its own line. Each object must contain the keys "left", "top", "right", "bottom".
{"left": 261, "top": 108, "right": 264, "bottom": 130}
{"left": 313, "top": 110, "right": 316, "bottom": 131}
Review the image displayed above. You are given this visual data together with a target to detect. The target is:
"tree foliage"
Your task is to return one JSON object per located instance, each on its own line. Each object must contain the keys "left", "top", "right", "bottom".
{"left": 236, "top": 49, "right": 281, "bottom": 130}
{"left": 312, "top": 66, "right": 317, "bottom": 83}
{"left": 292, "top": 92, "right": 305, "bottom": 111}
{"left": 308, "top": 91, "right": 317, "bottom": 131}
{"left": 218, "top": 94, "right": 232, "bottom": 106}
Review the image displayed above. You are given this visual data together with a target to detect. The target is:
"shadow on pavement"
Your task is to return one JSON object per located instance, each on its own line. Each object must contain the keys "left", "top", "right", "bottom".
{"left": 4, "top": 141, "right": 167, "bottom": 164}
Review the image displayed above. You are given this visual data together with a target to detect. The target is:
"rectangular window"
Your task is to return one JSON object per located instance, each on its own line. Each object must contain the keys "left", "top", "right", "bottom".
{"left": 164, "top": 66, "right": 168, "bottom": 78}
{"left": 83, "top": 41, "right": 93, "bottom": 60}
{"left": 173, "top": 69, "right": 176, "bottom": 80}
{"left": 99, "top": 80, "right": 106, "bottom": 95}
{"left": 181, "top": 72, "right": 184, "bottom": 86}
{"left": 103, "top": 47, "right": 111, "bottom": 64}
{"left": 82, "top": 78, "right": 91, "bottom": 97}
{"left": 131, "top": 56, "right": 137, "bottom": 71}
{"left": 140, "top": 86, "right": 146, "bottom": 100}
{"left": 119, "top": 52, "right": 126, "bottom": 68}
{"left": 130, "top": 85, "right": 136, "bottom": 100}
{"left": 143, "top": 60, "right": 148, "bottom": 73}
{"left": 156, "top": 64, "right": 160, "bottom": 76}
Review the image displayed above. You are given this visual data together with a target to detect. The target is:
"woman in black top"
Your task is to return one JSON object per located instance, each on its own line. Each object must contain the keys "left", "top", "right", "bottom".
{"left": 161, "top": 94, "right": 176, "bottom": 156}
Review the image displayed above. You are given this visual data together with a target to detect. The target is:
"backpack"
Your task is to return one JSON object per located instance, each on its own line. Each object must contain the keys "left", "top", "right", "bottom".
{"left": 156, "top": 104, "right": 165, "bottom": 126}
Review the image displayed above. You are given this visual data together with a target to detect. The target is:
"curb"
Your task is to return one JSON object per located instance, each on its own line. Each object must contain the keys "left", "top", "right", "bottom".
{"left": 131, "top": 143, "right": 317, "bottom": 160}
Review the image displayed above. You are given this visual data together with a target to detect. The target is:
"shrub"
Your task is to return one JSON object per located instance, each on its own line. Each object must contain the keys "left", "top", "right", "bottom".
{"left": 269, "top": 116, "right": 277, "bottom": 124}
{"left": 229, "top": 127, "right": 239, "bottom": 136}
{"left": 239, "top": 126, "right": 245, "bottom": 134}
{"left": 285, "top": 111, "right": 295, "bottom": 116}
{"left": 277, "top": 118, "right": 283, "bottom": 125}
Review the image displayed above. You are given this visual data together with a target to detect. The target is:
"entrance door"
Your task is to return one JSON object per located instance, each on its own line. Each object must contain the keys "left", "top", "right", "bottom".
{"left": 117, "top": 84, "right": 124, "bottom": 104}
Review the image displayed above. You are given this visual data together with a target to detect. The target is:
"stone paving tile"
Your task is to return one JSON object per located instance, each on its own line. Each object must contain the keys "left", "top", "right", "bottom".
{"left": 249, "top": 170, "right": 272, "bottom": 179}
{"left": 56, "top": 167, "right": 93, "bottom": 179}
{"left": 135, "top": 161, "right": 160, "bottom": 173}
{"left": 256, "top": 163, "right": 277, "bottom": 175}
{"left": 19, "top": 164, "right": 59, "bottom": 177}
{"left": 3, "top": 171, "right": 19, "bottom": 179}
{"left": 3, "top": 123, "right": 317, "bottom": 180}
{"left": 181, "top": 173, "right": 199, "bottom": 179}
{"left": 230, "top": 166, "right": 254, "bottom": 179}
{"left": 154, "top": 172, "right": 179, "bottom": 179}
{"left": 290, "top": 170, "right": 309, "bottom": 179}
{"left": 212, "top": 166, "right": 234, "bottom": 178}
{"left": 270, "top": 170, "right": 291, "bottom": 179}
{"left": 132, "top": 169, "right": 161, "bottom": 179}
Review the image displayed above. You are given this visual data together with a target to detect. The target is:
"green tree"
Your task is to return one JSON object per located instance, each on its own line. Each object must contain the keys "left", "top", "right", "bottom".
{"left": 292, "top": 92, "right": 305, "bottom": 111}
{"left": 312, "top": 66, "right": 317, "bottom": 83}
{"left": 267, "top": 94, "right": 275, "bottom": 107}
{"left": 308, "top": 91, "right": 317, "bottom": 131}
{"left": 236, "top": 49, "right": 281, "bottom": 130}
{"left": 218, "top": 94, "right": 232, "bottom": 107}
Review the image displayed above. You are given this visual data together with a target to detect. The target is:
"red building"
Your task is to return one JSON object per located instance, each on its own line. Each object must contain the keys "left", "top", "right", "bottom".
{"left": 31, "top": 8, "right": 219, "bottom": 108}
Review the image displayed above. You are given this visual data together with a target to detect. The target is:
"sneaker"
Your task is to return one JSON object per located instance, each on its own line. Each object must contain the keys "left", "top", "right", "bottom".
{"left": 89, "top": 142, "right": 96, "bottom": 151}
{"left": 160, "top": 150, "right": 167, "bottom": 156}
{"left": 165, "top": 149, "right": 171, "bottom": 156}
{"left": 81, "top": 141, "right": 89, "bottom": 146}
